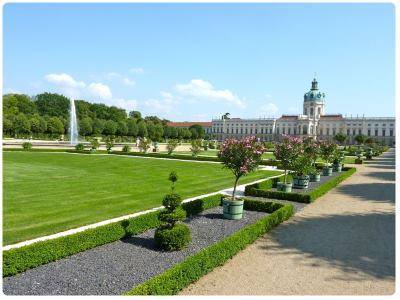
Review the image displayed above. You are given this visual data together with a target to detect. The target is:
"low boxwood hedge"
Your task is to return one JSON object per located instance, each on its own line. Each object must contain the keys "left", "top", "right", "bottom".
{"left": 244, "top": 167, "right": 356, "bottom": 204}
{"left": 3, "top": 194, "right": 221, "bottom": 277}
{"left": 126, "top": 199, "right": 294, "bottom": 295}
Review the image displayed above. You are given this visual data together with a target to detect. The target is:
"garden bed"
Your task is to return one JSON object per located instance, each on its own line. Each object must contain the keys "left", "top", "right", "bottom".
{"left": 3, "top": 200, "right": 293, "bottom": 295}
{"left": 245, "top": 167, "right": 357, "bottom": 203}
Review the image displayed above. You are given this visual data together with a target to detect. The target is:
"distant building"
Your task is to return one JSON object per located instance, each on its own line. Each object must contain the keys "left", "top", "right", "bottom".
{"left": 167, "top": 121, "right": 213, "bottom": 135}
{"left": 211, "top": 78, "right": 395, "bottom": 145}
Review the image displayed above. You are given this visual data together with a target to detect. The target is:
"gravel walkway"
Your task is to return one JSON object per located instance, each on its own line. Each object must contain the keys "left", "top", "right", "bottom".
{"left": 3, "top": 206, "right": 267, "bottom": 295}
{"left": 182, "top": 149, "right": 395, "bottom": 295}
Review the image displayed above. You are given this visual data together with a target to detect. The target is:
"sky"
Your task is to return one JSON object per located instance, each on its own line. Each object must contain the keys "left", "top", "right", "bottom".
{"left": 3, "top": 2, "right": 395, "bottom": 121}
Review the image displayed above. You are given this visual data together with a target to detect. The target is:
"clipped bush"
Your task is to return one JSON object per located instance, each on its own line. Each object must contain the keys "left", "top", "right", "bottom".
{"left": 155, "top": 172, "right": 191, "bottom": 251}
{"left": 166, "top": 139, "right": 179, "bottom": 155}
{"left": 106, "top": 138, "right": 114, "bottom": 153}
{"left": 22, "top": 142, "right": 32, "bottom": 151}
{"left": 122, "top": 144, "right": 131, "bottom": 153}
{"left": 75, "top": 143, "right": 85, "bottom": 151}
{"left": 154, "top": 223, "right": 191, "bottom": 252}
{"left": 190, "top": 139, "right": 202, "bottom": 157}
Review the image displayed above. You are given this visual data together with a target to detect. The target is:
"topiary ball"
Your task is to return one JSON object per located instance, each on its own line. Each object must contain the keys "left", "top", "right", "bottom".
{"left": 154, "top": 223, "right": 191, "bottom": 251}
{"left": 162, "top": 193, "right": 182, "bottom": 210}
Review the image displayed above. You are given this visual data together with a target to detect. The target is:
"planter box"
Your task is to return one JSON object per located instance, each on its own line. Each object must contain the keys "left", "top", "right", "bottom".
{"left": 222, "top": 197, "right": 244, "bottom": 220}
{"left": 323, "top": 166, "right": 333, "bottom": 176}
{"left": 333, "top": 164, "right": 342, "bottom": 172}
{"left": 309, "top": 173, "right": 321, "bottom": 182}
{"left": 277, "top": 182, "right": 293, "bottom": 193}
{"left": 293, "top": 175, "right": 309, "bottom": 189}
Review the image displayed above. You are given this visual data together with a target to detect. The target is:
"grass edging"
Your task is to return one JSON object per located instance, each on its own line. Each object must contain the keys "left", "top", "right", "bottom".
{"left": 3, "top": 195, "right": 221, "bottom": 277}
{"left": 244, "top": 167, "right": 356, "bottom": 203}
{"left": 125, "top": 199, "right": 294, "bottom": 295}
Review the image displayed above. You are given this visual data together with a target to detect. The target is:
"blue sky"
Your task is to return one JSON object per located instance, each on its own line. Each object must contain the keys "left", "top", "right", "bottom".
{"left": 3, "top": 2, "right": 395, "bottom": 121}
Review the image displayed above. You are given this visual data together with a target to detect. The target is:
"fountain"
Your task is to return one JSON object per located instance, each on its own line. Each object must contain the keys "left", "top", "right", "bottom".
{"left": 69, "top": 98, "right": 78, "bottom": 145}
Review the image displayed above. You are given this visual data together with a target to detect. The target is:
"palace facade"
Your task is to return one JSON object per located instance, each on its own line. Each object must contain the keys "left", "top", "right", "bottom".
{"left": 211, "top": 78, "right": 395, "bottom": 145}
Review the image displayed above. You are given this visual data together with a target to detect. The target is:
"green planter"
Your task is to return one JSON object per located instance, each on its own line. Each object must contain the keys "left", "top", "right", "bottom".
{"left": 323, "top": 166, "right": 333, "bottom": 176}
{"left": 276, "top": 182, "right": 293, "bottom": 193}
{"left": 309, "top": 173, "right": 321, "bottom": 182}
{"left": 333, "top": 163, "right": 342, "bottom": 172}
{"left": 222, "top": 197, "right": 244, "bottom": 220}
{"left": 293, "top": 175, "right": 309, "bottom": 189}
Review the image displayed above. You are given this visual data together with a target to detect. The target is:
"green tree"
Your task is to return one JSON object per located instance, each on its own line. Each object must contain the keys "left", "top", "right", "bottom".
{"left": 153, "top": 124, "right": 164, "bottom": 142}
{"left": 14, "top": 113, "right": 31, "bottom": 136}
{"left": 103, "top": 120, "right": 118, "bottom": 135}
{"left": 47, "top": 117, "right": 64, "bottom": 135}
{"left": 129, "top": 110, "right": 142, "bottom": 119}
{"left": 3, "top": 117, "right": 14, "bottom": 136}
{"left": 35, "top": 93, "right": 70, "bottom": 119}
{"left": 92, "top": 118, "right": 105, "bottom": 135}
{"left": 79, "top": 117, "right": 93, "bottom": 137}
{"left": 334, "top": 133, "right": 347, "bottom": 145}
{"left": 127, "top": 119, "right": 138, "bottom": 137}
{"left": 189, "top": 124, "right": 205, "bottom": 139}
{"left": 137, "top": 121, "right": 148, "bottom": 138}
{"left": 117, "top": 121, "right": 128, "bottom": 136}
{"left": 29, "top": 115, "right": 42, "bottom": 135}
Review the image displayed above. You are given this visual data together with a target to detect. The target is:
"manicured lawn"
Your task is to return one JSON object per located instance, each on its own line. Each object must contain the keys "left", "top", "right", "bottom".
{"left": 3, "top": 152, "right": 281, "bottom": 245}
{"left": 161, "top": 150, "right": 276, "bottom": 160}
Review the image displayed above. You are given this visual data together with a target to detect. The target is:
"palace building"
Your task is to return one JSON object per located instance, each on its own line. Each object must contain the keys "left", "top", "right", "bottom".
{"left": 211, "top": 78, "right": 395, "bottom": 145}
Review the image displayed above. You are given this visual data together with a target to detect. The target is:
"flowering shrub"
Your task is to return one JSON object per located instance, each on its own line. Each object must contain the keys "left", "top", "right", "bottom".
{"left": 319, "top": 141, "right": 337, "bottom": 166}
{"left": 274, "top": 135, "right": 302, "bottom": 183}
{"left": 218, "top": 136, "right": 265, "bottom": 200}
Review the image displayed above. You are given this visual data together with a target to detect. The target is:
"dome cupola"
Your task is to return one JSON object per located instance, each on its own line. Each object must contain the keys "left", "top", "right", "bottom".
{"left": 304, "top": 78, "right": 325, "bottom": 102}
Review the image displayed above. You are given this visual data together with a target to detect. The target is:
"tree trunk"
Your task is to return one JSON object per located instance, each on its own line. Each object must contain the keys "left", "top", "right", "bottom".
{"left": 232, "top": 176, "right": 240, "bottom": 201}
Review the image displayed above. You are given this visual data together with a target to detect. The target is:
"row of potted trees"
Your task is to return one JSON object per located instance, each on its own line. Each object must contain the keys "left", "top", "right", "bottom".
{"left": 274, "top": 136, "right": 344, "bottom": 192}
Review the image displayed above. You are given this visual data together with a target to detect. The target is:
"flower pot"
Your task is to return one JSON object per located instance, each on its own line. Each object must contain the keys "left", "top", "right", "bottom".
{"left": 333, "top": 163, "right": 342, "bottom": 172}
{"left": 293, "top": 175, "right": 309, "bottom": 189}
{"left": 276, "top": 182, "right": 293, "bottom": 193}
{"left": 323, "top": 166, "right": 333, "bottom": 176}
{"left": 309, "top": 173, "right": 321, "bottom": 182}
{"left": 222, "top": 197, "right": 244, "bottom": 220}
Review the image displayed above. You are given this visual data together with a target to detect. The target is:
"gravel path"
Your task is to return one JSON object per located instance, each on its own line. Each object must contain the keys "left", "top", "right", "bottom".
{"left": 181, "top": 148, "right": 395, "bottom": 295}
{"left": 3, "top": 206, "right": 267, "bottom": 295}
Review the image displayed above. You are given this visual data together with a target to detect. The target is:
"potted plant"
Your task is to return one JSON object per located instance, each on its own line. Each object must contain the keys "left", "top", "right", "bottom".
{"left": 218, "top": 136, "right": 265, "bottom": 219}
{"left": 319, "top": 141, "right": 337, "bottom": 176}
{"left": 139, "top": 138, "right": 151, "bottom": 153}
{"left": 303, "top": 138, "right": 321, "bottom": 182}
{"left": 292, "top": 154, "right": 314, "bottom": 189}
{"left": 332, "top": 149, "right": 343, "bottom": 172}
{"left": 273, "top": 135, "right": 302, "bottom": 192}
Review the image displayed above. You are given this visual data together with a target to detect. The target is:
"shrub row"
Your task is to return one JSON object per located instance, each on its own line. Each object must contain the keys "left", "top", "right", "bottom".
{"left": 3, "top": 194, "right": 221, "bottom": 277}
{"left": 126, "top": 200, "right": 294, "bottom": 295}
{"left": 244, "top": 167, "right": 356, "bottom": 204}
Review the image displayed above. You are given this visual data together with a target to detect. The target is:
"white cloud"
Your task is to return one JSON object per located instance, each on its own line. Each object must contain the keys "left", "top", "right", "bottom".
{"left": 145, "top": 98, "right": 174, "bottom": 113}
{"left": 260, "top": 102, "right": 279, "bottom": 115}
{"left": 175, "top": 79, "right": 246, "bottom": 108}
{"left": 123, "top": 77, "right": 136, "bottom": 86}
{"left": 88, "top": 82, "right": 112, "bottom": 99}
{"left": 112, "top": 98, "right": 138, "bottom": 111}
{"left": 130, "top": 67, "right": 144, "bottom": 74}
{"left": 3, "top": 88, "right": 23, "bottom": 94}
{"left": 160, "top": 91, "right": 173, "bottom": 99}
{"left": 44, "top": 73, "right": 86, "bottom": 89}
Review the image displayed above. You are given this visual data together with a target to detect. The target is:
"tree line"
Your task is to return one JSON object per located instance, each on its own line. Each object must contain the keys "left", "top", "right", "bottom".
{"left": 3, "top": 93, "right": 206, "bottom": 142}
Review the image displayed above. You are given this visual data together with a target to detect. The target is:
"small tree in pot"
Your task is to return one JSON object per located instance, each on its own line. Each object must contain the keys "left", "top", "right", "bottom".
{"left": 292, "top": 153, "right": 314, "bottom": 189}
{"left": 105, "top": 137, "right": 114, "bottom": 154}
{"left": 274, "top": 135, "right": 302, "bottom": 192}
{"left": 319, "top": 141, "right": 337, "bottom": 176}
{"left": 90, "top": 138, "right": 100, "bottom": 153}
{"left": 303, "top": 138, "right": 321, "bottom": 182}
{"left": 218, "top": 136, "right": 265, "bottom": 219}
{"left": 154, "top": 172, "right": 191, "bottom": 251}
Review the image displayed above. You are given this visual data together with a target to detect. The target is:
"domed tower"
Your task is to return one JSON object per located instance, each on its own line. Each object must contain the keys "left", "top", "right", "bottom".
{"left": 303, "top": 78, "right": 326, "bottom": 120}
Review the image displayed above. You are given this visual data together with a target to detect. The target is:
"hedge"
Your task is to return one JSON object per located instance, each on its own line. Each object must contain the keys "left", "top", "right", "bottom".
{"left": 244, "top": 167, "right": 356, "bottom": 204}
{"left": 3, "top": 194, "right": 221, "bottom": 277}
{"left": 2, "top": 148, "right": 108, "bottom": 154}
{"left": 126, "top": 199, "right": 294, "bottom": 295}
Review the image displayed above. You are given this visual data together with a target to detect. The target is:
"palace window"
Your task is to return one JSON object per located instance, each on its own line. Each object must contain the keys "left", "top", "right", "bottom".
{"left": 303, "top": 125, "right": 307, "bottom": 135}
{"left": 390, "top": 130, "right": 393, "bottom": 136}
{"left": 326, "top": 128, "right": 329, "bottom": 135}
{"left": 368, "top": 129, "right": 371, "bottom": 136}
{"left": 310, "top": 108, "right": 314, "bottom": 116}
{"left": 255, "top": 128, "right": 258, "bottom": 134}
{"left": 318, "top": 107, "right": 321, "bottom": 115}
{"left": 382, "top": 129, "right": 386, "bottom": 137}
{"left": 358, "top": 129, "right": 362, "bottom": 135}
{"left": 353, "top": 129, "right": 356, "bottom": 135}
{"left": 347, "top": 129, "right": 350, "bottom": 135}
{"left": 241, "top": 128, "right": 243, "bottom": 134}
{"left": 245, "top": 129, "right": 248, "bottom": 134}
{"left": 375, "top": 129, "right": 378, "bottom": 136}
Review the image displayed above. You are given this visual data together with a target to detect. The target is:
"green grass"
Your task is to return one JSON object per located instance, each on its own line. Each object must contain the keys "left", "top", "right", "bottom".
{"left": 161, "top": 150, "right": 276, "bottom": 160}
{"left": 3, "top": 152, "right": 281, "bottom": 245}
